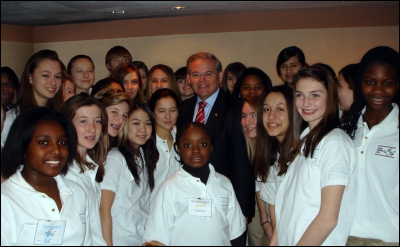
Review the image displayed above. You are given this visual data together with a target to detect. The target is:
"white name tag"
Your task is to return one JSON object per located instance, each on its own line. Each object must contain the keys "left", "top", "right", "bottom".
{"left": 188, "top": 199, "right": 212, "bottom": 217}
{"left": 375, "top": 145, "right": 396, "bottom": 158}
{"left": 34, "top": 220, "right": 66, "bottom": 245}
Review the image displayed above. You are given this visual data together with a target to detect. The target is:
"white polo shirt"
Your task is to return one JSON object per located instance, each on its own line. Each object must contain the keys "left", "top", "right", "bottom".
{"left": 260, "top": 154, "right": 285, "bottom": 206}
{"left": 100, "top": 147, "right": 150, "bottom": 246}
{"left": 151, "top": 132, "right": 181, "bottom": 203}
{"left": 350, "top": 104, "right": 399, "bottom": 243}
{"left": 275, "top": 128, "right": 358, "bottom": 246}
{"left": 1, "top": 170, "right": 92, "bottom": 246}
{"left": 63, "top": 155, "right": 106, "bottom": 245}
{"left": 1, "top": 107, "right": 18, "bottom": 148}
{"left": 143, "top": 164, "right": 246, "bottom": 246}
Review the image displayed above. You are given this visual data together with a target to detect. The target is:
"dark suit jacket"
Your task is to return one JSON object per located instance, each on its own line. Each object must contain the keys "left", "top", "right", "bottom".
{"left": 177, "top": 89, "right": 255, "bottom": 219}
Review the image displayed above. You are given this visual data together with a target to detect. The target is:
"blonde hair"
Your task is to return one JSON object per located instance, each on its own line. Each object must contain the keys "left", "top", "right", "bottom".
{"left": 242, "top": 96, "right": 261, "bottom": 163}
{"left": 93, "top": 88, "right": 131, "bottom": 148}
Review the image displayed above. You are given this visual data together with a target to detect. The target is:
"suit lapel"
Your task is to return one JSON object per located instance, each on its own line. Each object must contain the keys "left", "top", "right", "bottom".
{"left": 206, "top": 90, "right": 226, "bottom": 136}
{"left": 183, "top": 96, "right": 197, "bottom": 123}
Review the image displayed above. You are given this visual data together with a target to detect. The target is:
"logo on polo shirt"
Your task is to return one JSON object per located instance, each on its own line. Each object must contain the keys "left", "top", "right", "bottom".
{"left": 375, "top": 145, "right": 396, "bottom": 158}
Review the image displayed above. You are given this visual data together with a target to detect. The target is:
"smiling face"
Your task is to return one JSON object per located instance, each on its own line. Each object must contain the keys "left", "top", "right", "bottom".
{"left": 29, "top": 59, "right": 62, "bottom": 107}
{"left": 241, "top": 101, "right": 257, "bottom": 139}
{"left": 187, "top": 58, "right": 222, "bottom": 101}
{"left": 22, "top": 120, "right": 68, "bottom": 179}
{"left": 123, "top": 71, "right": 140, "bottom": 98}
{"left": 151, "top": 69, "right": 170, "bottom": 94}
{"left": 72, "top": 105, "right": 102, "bottom": 157}
{"left": 106, "top": 102, "right": 129, "bottom": 137}
{"left": 128, "top": 108, "right": 152, "bottom": 149}
{"left": 154, "top": 97, "right": 178, "bottom": 132}
{"left": 177, "top": 126, "right": 213, "bottom": 169}
{"left": 362, "top": 63, "right": 398, "bottom": 115}
{"left": 177, "top": 77, "right": 194, "bottom": 100}
{"left": 295, "top": 78, "right": 327, "bottom": 130}
{"left": 337, "top": 73, "right": 354, "bottom": 111}
{"left": 240, "top": 75, "right": 265, "bottom": 100}
{"left": 279, "top": 56, "right": 302, "bottom": 85}
{"left": 263, "top": 92, "right": 289, "bottom": 143}
{"left": 69, "top": 58, "right": 95, "bottom": 92}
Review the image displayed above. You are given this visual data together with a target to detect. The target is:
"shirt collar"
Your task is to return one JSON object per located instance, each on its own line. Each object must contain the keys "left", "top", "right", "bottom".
{"left": 196, "top": 88, "right": 220, "bottom": 106}
{"left": 156, "top": 131, "right": 176, "bottom": 143}
{"left": 69, "top": 154, "right": 98, "bottom": 173}
{"left": 9, "top": 168, "right": 74, "bottom": 196}
{"left": 300, "top": 127, "right": 310, "bottom": 139}
{"left": 359, "top": 103, "right": 399, "bottom": 131}
{"left": 179, "top": 163, "right": 217, "bottom": 183}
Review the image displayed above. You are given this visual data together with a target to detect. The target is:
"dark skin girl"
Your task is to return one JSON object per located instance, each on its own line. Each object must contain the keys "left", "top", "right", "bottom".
{"left": 177, "top": 124, "right": 213, "bottom": 169}
{"left": 21, "top": 119, "right": 69, "bottom": 212}
{"left": 361, "top": 63, "right": 399, "bottom": 129}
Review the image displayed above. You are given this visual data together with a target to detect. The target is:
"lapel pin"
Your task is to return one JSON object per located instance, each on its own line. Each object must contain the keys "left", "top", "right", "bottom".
{"left": 215, "top": 113, "right": 218, "bottom": 117}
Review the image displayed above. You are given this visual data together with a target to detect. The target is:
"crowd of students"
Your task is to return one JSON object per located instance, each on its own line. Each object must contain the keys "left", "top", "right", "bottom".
{"left": 0, "top": 44, "right": 398, "bottom": 246}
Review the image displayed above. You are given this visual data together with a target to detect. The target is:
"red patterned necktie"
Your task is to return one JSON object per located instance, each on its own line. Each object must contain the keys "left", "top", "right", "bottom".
{"left": 195, "top": 101, "right": 207, "bottom": 124}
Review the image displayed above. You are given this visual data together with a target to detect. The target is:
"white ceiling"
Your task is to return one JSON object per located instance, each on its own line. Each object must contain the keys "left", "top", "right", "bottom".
{"left": 1, "top": 1, "right": 398, "bottom": 27}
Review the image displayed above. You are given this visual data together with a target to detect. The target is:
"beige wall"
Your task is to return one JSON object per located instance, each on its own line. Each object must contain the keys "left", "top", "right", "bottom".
{"left": 33, "top": 26, "right": 399, "bottom": 86}
{"left": 1, "top": 41, "right": 33, "bottom": 79}
{"left": 1, "top": 7, "right": 399, "bottom": 84}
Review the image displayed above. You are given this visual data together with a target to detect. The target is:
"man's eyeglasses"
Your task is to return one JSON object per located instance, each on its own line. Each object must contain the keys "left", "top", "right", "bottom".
{"left": 189, "top": 71, "right": 218, "bottom": 80}
{"left": 1, "top": 82, "right": 14, "bottom": 89}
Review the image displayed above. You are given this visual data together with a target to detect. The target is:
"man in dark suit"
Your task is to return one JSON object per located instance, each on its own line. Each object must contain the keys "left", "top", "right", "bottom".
{"left": 177, "top": 52, "right": 255, "bottom": 225}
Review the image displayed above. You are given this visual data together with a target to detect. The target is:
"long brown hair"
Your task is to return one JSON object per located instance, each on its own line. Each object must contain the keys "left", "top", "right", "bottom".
{"left": 110, "top": 63, "right": 145, "bottom": 102}
{"left": 293, "top": 64, "right": 340, "bottom": 158}
{"left": 17, "top": 49, "right": 65, "bottom": 113}
{"left": 145, "top": 64, "right": 179, "bottom": 102}
{"left": 254, "top": 86, "right": 302, "bottom": 182}
{"left": 60, "top": 93, "right": 109, "bottom": 182}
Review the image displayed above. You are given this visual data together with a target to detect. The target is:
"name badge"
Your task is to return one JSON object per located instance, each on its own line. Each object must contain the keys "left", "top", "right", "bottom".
{"left": 188, "top": 199, "right": 212, "bottom": 217}
{"left": 34, "top": 220, "right": 66, "bottom": 245}
{"left": 375, "top": 145, "right": 396, "bottom": 158}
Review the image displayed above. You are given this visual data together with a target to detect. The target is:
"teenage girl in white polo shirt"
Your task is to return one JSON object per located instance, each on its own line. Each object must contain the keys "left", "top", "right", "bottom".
{"left": 148, "top": 88, "right": 181, "bottom": 203}
{"left": 100, "top": 102, "right": 159, "bottom": 246}
{"left": 342, "top": 46, "right": 399, "bottom": 246}
{"left": 143, "top": 122, "right": 246, "bottom": 246}
{"left": 61, "top": 93, "right": 109, "bottom": 245}
{"left": 254, "top": 85, "right": 302, "bottom": 239}
{"left": 270, "top": 64, "right": 358, "bottom": 245}
{"left": 1, "top": 107, "right": 91, "bottom": 246}
{"left": 1, "top": 50, "right": 65, "bottom": 149}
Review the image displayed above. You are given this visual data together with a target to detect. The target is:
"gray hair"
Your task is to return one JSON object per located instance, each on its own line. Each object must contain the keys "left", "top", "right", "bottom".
{"left": 186, "top": 52, "right": 223, "bottom": 73}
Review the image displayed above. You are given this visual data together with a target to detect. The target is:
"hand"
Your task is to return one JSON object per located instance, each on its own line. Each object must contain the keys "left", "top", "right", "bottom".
{"left": 262, "top": 221, "right": 273, "bottom": 240}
